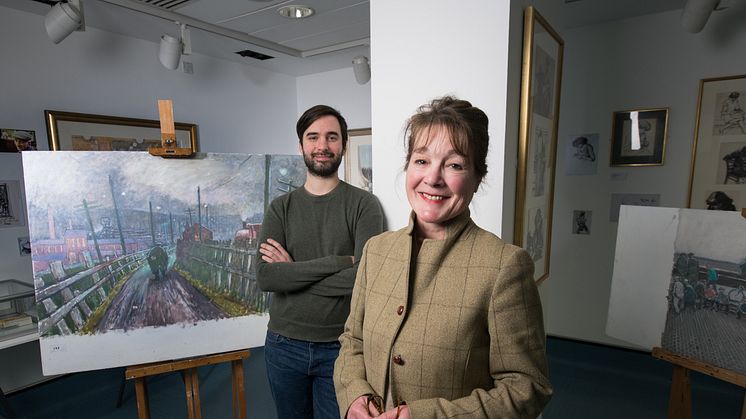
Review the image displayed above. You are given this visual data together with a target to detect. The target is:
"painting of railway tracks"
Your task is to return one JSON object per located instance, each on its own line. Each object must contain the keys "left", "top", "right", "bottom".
{"left": 607, "top": 206, "right": 746, "bottom": 377}
{"left": 22, "top": 151, "right": 305, "bottom": 375}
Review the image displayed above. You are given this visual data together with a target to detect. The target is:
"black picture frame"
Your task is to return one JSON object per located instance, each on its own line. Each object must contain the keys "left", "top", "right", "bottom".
{"left": 611, "top": 108, "right": 668, "bottom": 166}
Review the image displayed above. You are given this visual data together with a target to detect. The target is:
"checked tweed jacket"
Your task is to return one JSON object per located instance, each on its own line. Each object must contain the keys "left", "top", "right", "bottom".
{"left": 334, "top": 211, "right": 552, "bottom": 418}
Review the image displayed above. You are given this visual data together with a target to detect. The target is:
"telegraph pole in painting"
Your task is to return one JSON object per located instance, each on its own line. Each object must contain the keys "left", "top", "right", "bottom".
{"left": 81, "top": 199, "right": 103, "bottom": 262}
{"left": 108, "top": 175, "right": 127, "bottom": 256}
{"left": 197, "top": 186, "right": 202, "bottom": 242}
{"left": 149, "top": 201, "right": 156, "bottom": 246}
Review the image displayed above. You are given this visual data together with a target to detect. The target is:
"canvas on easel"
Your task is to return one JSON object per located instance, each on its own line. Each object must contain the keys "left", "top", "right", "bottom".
{"left": 22, "top": 151, "right": 306, "bottom": 375}
{"left": 607, "top": 205, "right": 746, "bottom": 376}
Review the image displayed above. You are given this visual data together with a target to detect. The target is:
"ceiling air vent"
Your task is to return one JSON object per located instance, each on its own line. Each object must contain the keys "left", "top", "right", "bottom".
{"left": 236, "top": 50, "right": 274, "bottom": 61}
{"left": 136, "top": 0, "right": 198, "bottom": 10}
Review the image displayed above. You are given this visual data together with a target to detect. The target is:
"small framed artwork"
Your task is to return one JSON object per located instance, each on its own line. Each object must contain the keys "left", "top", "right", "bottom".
{"left": 0, "top": 128, "right": 37, "bottom": 152}
{"left": 514, "top": 6, "right": 564, "bottom": 284}
{"left": 688, "top": 74, "right": 746, "bottom": 210}
{"left": 344, "top": 128, "right": 372, "bottom": 192}
{"left": 572, "top": 210, "right": 592, "bottom": 235}
{"left": 45, "top": 110, "right": 199, "bottom": 152}
{"left": 610, "top": 108, "right": 668, "bottom": 166}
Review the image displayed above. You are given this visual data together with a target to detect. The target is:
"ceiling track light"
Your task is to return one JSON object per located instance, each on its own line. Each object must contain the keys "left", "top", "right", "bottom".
{"left": 45, "top": 0, "right": 86, "bottom": 44}
{"left": 159, "top": 22, "right": 192, "bottom": 70}
{"left": 681, "top": 0, "right": 721, "bottom": 33}
{"left": 352, "top": 55, "right": 370, "bottom": 85}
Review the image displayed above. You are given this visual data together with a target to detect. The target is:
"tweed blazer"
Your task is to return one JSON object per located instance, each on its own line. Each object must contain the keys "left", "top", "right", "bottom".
{"left": 334, "top": 211, "right": 552, "bottom": 418}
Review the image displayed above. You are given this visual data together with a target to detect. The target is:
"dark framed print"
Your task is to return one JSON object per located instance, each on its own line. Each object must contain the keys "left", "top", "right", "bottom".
{"left": 45, "top": 110, "right": 198, "bottom": 152}
{"left": 688, "top": 74, "right": 746, "bottom": 210}
{"left": 514, "top": 6, "right": 564, "bottom": 284}
{"left": 611, "top": 108, "right": 668, "bottom": 166}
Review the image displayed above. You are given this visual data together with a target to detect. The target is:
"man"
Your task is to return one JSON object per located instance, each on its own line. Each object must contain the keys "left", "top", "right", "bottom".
{"left": 256, "top": 105, "right": 385, "bottom": 419}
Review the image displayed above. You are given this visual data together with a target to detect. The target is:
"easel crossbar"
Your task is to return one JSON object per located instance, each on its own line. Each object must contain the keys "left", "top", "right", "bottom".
{"left": 125, "top": 349, "right": 250, "bottom": 379}
{"left": 652, "top": 347, "right": 746, "bottom": 388}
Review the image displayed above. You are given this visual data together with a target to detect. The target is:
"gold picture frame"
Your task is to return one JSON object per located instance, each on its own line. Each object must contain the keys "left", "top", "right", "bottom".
{"left": 687, "top": 74, "right": 746, "bottom": 210}
{"left": 45, "top": 110, "right": 199, "bottom": 152}
{"left": 344, "top": 128, "right": 372, "bottom": 192}
{"left": 514, "top": 6, "right": 564, "bottom": 284}
{"left": 610, "top": 108, "right": 669, "bottom": 166}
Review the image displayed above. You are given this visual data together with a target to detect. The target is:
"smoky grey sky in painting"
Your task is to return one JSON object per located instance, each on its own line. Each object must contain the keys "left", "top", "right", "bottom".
{"left": 23, "top": 152, "right": 282, "bottom": 222}
{"left": 675, "top": 209, "right": 746, "bottom": 263}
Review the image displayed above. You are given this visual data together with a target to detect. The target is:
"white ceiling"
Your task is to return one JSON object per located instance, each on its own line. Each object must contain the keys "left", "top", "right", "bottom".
{"left": 1, "top": 0, "right": 698, "bottom": 76}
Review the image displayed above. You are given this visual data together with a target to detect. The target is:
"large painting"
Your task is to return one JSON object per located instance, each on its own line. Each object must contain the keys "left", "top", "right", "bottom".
{"left": 607, "top": 206, "right": 746, "bottom": 377}
{"left": 22, "top": 152, "right": 305, "bottom": 375}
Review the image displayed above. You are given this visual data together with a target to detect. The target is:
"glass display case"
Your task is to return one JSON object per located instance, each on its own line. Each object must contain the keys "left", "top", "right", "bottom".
{"left": 0, "top": 279, "right": 37, "bottom": 349}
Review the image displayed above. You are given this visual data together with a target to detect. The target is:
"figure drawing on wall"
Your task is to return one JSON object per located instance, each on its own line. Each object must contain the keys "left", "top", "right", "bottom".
{"left": 721, "top": 145, "right": 746, "bottom": 183}
{"left": 705, "top": 191, "right": 737, "bottom": 210}
{"left": 572, "top": 136, "right": 595, "bottom": 162}
{"left": 715, "top": 91, "right": 746, "bottom": 135}
{"left": 572, "top": 210, "right": 591, "bottom": 235}
{"left": 531, "top": 45, "right": 555, "bottom": 119}
{"left": 532, "top": 127, "right": 548, "bottom": 197}
{"left": 526, "top": 208, "right": 544, "bottom": 262}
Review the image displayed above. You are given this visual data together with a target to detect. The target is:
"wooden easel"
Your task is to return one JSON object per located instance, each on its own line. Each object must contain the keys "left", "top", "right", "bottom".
{"left": 124, "top": 349, "right": 250, "bottom": 419}
{"left": 652, "top": 347, "right": 746, "bottom": 419}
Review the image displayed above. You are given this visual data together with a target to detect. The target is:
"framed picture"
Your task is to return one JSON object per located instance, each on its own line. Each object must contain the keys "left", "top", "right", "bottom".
{"left": 688, "top": 74, "right": 746, "bottom": 210}
{"left": 45, "top": 110, "right": 199, "bottom": 152}
{"left": 514, "top": 6, "right": 564, "bottom": 284}
{"left": 0, "top": 129, "right": 37, "bottom": 152}
{"left": 344, "top": 128, "right": 372, "bottom": 192}
{"left": 611, "top": 108, "right": 669, "bottom": 166}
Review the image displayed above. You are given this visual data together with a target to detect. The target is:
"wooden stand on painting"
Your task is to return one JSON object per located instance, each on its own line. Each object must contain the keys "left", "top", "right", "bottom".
{"left": 148, "top": 99, "right": 194, "bottom": 158}
{"left": 124, "top": 349, "right": 250, "bottom": 419}
{"left": 653, "top": 348, "right": 746, "bottom": 418}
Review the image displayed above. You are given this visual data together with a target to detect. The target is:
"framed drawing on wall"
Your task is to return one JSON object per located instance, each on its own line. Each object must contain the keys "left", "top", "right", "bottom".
{"left": 688, "top": 74, "right": 746, "bottom": 210}
{"left": 45, "top": 110, "right": 199, "bottom": 152}
{"left": 514, "top": 6, "right": 564, "bottom": 284}
{"left": 344, "top": 128, "right": 372, "bottom": 192}
{"left": 611, "top": 108, "right": 669, "bottom": 166}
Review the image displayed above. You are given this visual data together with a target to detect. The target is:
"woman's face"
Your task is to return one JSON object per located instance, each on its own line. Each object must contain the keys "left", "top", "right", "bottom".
{"left": 406, "top": 125, "right": 479, "bottom": 240}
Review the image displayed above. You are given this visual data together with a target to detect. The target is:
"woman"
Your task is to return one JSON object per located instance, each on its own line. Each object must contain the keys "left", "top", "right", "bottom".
{"left": 334, "top": 97, "right": 552, "bottom": 418}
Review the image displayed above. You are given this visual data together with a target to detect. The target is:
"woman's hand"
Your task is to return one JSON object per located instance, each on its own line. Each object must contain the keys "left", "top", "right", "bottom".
{"left": 347, "top": 395, "right": 382, "bottom": 418}
{"left": 378, "top": 405, "right": 410, "bottom": 419}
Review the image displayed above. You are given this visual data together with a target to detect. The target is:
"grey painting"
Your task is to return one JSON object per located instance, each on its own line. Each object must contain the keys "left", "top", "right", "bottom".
{"left": 662, "top": 210, "right": 746, "bottom": 375}
{"left": 23, "top": 151, "right": 305, "bottom": 375}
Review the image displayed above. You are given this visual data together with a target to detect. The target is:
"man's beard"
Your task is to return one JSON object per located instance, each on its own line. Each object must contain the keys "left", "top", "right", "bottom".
{"left": 304, "top": 151, "right": 343, "bottom": 178}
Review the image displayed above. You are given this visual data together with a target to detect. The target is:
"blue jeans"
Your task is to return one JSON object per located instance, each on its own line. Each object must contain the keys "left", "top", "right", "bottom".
{"left": 264, "top": 330, "right": 341, "bottom": 419}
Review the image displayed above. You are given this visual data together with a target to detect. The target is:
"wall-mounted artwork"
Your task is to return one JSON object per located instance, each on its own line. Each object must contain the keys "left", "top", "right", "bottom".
{"left": 610, "top": 108, "right": 668, "bottom": 166}
{"left": 45, "top": 110, "right": 198, "bottom": 152}
{"left": 571, "top": 210, "right": 591, "bottom": 235}
{"left": 22, "top": 152, "right": 305, "bottom": 375}
{"left": 0, "top": 180, "right": 25, "bottom": 228}
{"left": 607, "top": 206, "right": 746, "bottom": 377}
{"left": 688, "top": 75, "right": 746, "bottom": 211}
{"left": 344, "top": 128, "right": 372, "bottom": 192}
{"left": 609, "top": 193, "right": 660, "bottom": 222}
{"left": 0, "top": 129, "right": 37, "bottom": 152}
{"left": 514, "top": 5, "right": 564, "bottom": 284}
{"left": 564, "top": 133, "right": 598, "bottom": 175}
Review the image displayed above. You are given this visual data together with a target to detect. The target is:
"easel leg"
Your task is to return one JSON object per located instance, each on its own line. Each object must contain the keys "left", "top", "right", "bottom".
{"left": 184, "top": 368, "right": 201, "bottom": 419}
{"left": 668, "top": 365, "right": 692, "bottom": 419}
{"left": 231, "top": 359, "right": 247, "bottom": 419}
{"left": 116, "top": 372, "right": 127, "bottom": 408}
{"left": 133, "top": 377, "right": 150, "bottom": 419}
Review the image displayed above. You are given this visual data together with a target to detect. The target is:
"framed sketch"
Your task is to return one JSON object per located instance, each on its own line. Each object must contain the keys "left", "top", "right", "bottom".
{"left": 45, "top": 110, "right": 199, "bottom": 152}
{"left": 344, "top": 128, "right": 372, "bottom": 192}
{"left": 514, "top": 6, "right": 564, "bottom": 284}
{"left": 688, "top": 74, "right": 746, "bottom": 210}
{"left": 565, "top": 133, "right": 599, "bottom": 175}
{"left": 0, "top": 128, "right": 37, "bottom": 152}
{"left": 611, "top": 108, "right": 668, "bottom": 166}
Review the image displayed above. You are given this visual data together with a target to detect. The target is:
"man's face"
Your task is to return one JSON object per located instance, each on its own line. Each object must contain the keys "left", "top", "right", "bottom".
{"left": 300, "top": 115, "right": 344, "bottom": 178}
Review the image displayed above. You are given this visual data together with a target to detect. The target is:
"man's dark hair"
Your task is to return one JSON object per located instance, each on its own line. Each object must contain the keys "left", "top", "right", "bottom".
{"left": 296, "top": 105, "right": 349, "bottom": 150}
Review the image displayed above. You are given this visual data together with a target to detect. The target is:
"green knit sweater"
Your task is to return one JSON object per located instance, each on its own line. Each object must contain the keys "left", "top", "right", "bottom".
{"left": 256, "top": 181, "right": 385, "bottom": 342}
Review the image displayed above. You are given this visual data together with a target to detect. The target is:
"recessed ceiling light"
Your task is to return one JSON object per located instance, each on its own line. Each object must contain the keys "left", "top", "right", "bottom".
{"left": 278, "top": 5, "right": 315, "bottom": 19}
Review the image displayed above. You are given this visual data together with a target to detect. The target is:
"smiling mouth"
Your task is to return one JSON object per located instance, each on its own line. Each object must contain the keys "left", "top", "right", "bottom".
{"left": 421, "top": 192, "right": 446, "bottom": 201}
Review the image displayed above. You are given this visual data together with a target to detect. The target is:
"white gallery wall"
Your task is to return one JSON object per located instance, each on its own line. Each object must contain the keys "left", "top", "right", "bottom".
{"left": 370, "top": 0, "right": 512, "bottom": 234}
{"left": 296, "top": 67, "right": 372, "bottom": 130}
{"left": 540, "top": 8, "right": 746, "bottom": 347}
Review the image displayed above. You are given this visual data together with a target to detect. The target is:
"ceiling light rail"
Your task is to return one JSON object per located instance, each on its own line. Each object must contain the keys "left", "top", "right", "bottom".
{"left": 100, "top": 0, "right": 303, "bottom": 57}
